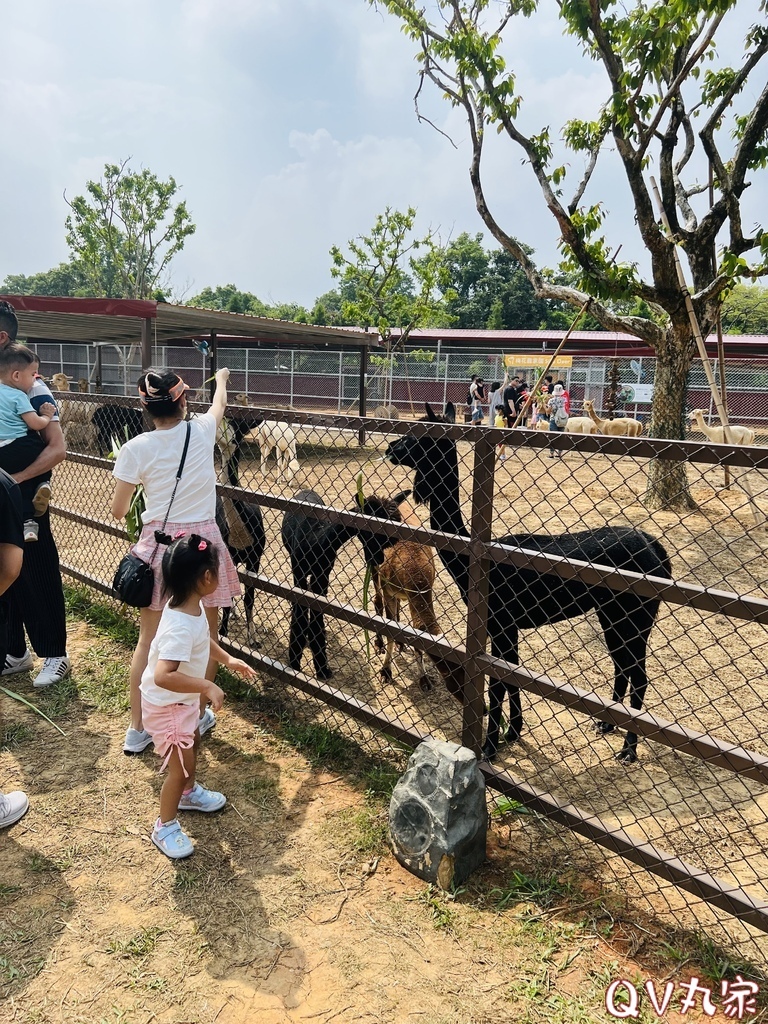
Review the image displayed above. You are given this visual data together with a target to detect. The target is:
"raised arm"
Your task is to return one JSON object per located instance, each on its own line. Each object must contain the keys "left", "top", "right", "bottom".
{"left": 208, "top": 367, "right": 230, "bottom": 427}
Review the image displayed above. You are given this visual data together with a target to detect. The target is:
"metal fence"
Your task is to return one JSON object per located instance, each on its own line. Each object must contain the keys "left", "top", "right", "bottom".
{"left": 30, "top": 340, "right": 768, "bottom": 431}
{"left": 49, "top": 390, "right": 768, "bottom": 962}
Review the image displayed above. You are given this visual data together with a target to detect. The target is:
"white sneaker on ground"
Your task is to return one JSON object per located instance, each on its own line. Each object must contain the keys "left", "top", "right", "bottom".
{"left": 123, "top": 727, "right": 153, "bottom": 755}
{"left": 23, "top": 520, "right": 39, "bottom": 542}
{"left": 177, "top": 782, "right": 226, "bottom": 813}
{"left": 197, "top": 706, "right": 216, "bottom": 737}
{"left": 2, "top": 650, "right": 35, "bottom": 676}
{"left": 0, "top": 790, "right": 29, "bottom": 829}
{"left": 32, "top": 656, "right": 71, "bottom": 688}
{"left": 151, "top": 818, "right": 194, "bottom": 859}
{"left": 32, "top": 481, "right": 52, "bottom": 516}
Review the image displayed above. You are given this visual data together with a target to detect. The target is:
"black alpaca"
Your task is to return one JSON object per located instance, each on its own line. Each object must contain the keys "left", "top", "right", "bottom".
{"left": 386, "top": 403, "right": 672, "bottom": 763}
{"left": 216, "top": 415, "right": 266, "bottom": 644}
{"left": 281, "top": 489, "right": 357, "bottom": 680}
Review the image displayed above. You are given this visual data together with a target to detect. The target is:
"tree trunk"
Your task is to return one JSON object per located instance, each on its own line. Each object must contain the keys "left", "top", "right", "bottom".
{"left": 644, "top": 327, "right": 697, "bottom": 511}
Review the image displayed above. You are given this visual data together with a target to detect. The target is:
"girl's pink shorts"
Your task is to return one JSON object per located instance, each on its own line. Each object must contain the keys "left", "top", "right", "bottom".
{"left": 141, "top": 697, "right": 199, "bottom": 776}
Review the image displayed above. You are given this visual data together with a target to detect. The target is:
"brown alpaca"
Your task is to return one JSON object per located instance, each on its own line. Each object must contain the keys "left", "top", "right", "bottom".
{"left": 358, "top": 492, "right": 463, "bottom": 701}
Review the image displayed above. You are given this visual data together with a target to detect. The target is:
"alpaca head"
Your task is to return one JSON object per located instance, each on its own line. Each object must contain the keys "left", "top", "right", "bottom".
{"left": 78, "top": 378, "right": 90, "bottom": 393}
{"left": 386, "top": 403, "right": 457, "bottom": 505}
{"left": 50, "top": 373, "right": 72, "bottom": 391}
{"left": 354, "top": 490, "right": 411, "bottom": 567}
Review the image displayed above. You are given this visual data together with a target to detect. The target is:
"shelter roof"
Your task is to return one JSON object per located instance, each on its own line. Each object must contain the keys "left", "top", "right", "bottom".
{"left": 400, "top": 328, "right": 768, "bottom": 359}
{"left": 1, "top": 295, "right": 376, "bottom": 349}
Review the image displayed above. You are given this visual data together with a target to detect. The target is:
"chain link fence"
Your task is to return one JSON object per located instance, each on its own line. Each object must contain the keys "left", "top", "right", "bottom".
{"left": 47, "top": 385, "right": 768, "bottom": 964}
{"left": 31, "top": 341, "right": 768, "bottom": 432}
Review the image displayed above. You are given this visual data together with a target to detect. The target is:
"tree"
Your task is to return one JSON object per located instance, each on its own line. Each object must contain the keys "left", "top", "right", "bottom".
{"left": 189, "top": 284, "right": 268, "bottom": 316}
{"left": 372, "top": 0, "right": 768, "bottom": 508}
{"left": 65, "top": 160, "right": 195, "bottom": 300}
{"left": 721, "top": 284, "right": 768, "bottom": 333}
{"left": 437, "top": 231, "right": 558, "bottom": 329}
{"left": 330, "top": 206, "right": 453, "bottom": 407}
{"left": 1, "top": 263, "right": 85, "bottom": 297}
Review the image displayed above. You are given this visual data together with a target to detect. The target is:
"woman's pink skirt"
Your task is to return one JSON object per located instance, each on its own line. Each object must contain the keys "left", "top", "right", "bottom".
{"left": 131, "top": 517, "right": 240, "bottom": 611}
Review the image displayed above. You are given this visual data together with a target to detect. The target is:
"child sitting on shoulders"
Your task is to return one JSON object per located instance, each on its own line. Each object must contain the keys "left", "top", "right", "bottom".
{"left": 141, "top": 533, "right": 256, "bottom": 860}
{"left": 0, "top": 344, "right": 56, "bottom": 542}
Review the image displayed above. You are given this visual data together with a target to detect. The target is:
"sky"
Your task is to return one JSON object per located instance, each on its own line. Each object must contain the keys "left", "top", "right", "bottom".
{"left": 1, "top": 0, "right": 765, "bottom": 308}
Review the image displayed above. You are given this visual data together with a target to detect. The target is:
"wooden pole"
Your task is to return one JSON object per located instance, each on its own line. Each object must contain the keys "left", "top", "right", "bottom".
{"left": 709, "top": 161, "right": 731, "bottom": 489}
{"left": 511, "top": 297, "right": 592, "bottom": 428}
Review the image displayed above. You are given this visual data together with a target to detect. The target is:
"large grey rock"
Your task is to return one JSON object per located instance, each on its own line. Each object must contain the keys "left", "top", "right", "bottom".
{"left": 389, "top": 738, "right": 487, "bottom": 889}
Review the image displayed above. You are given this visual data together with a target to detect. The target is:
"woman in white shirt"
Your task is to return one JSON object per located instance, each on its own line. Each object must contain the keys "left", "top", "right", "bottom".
{"left": 111, "top": 366, "right": 240, "bottom": 755}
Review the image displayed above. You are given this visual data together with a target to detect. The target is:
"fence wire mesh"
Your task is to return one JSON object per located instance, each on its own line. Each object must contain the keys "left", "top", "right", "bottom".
{"left": 49, "top": 384, "right": 768, "bottom": 963}
{"left": 31, "top": 341, "right": 768, "bottom": 430}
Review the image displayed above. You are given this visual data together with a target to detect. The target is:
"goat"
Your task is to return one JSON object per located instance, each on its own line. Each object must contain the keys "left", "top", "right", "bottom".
{"left": 356, "top": 490, "right": 463, "bottom": 698}
{"left": 689, "top": 409, "right": 755, "bottom": 446}
{"left": 215, "top": 414, "right": 266, "bottom": 644}
{"left": 281, "top": 490, "right": 357, "bottom": 679}
{"left": 51, "top": 373, "right": 99, "bottom": 451}
{"left": 257, "top": 420, "right": 299, "bottom": 481}
{"left": 583, "top": 399, "right": 643, "bottom": 437}
{"left": 386, "top": 403, "right": 672, "bottom": 764}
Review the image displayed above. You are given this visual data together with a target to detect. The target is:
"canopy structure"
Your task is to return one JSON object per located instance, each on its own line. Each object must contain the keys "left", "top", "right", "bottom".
{"left": 1, "top": 294, "right": 379, "bottom": 413}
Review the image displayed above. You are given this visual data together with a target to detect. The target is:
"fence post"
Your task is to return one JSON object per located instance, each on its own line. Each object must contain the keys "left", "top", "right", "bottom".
{"left": 462, "top": 428, "right": 496, "bottom": 758}
{"left": 358, "top": 345, "right": 368, "bottom": 447}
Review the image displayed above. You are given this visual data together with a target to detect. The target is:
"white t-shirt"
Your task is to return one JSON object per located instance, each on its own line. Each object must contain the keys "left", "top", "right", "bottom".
{"left": 112, "top": 413, "right": 218, "bottom": 524}
{"left": 140, "top": 602, "right": 210, "bottom": 707}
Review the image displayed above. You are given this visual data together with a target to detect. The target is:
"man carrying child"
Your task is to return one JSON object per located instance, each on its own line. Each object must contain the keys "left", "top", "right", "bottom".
{"left": 0, "top": 344, "right": 56, "bottom": 541}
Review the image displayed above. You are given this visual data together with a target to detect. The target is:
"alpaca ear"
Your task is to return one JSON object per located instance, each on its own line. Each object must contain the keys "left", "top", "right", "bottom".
{"left": 425, "top": 403, "right": 437, "bottom": 420}
{"left": 393, "top": 489, "right": 412, "bottom": 505}
{"left": 444, "top": 402, "right": 456, "bottom": 423}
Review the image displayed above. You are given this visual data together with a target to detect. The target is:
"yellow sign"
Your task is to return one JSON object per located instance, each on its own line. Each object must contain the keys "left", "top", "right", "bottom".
{"left": 503, "top": 354, "right": 573, "bottom": 369}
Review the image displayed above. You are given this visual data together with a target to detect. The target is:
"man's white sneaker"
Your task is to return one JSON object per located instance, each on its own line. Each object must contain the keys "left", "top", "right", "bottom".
{"left": 2, "top": 650, "right": 34, "bottom": 676}
{"left": 123, "top": 727, "right": 153, "bottom": 755}
{"left": 177, "top": 782, "right": 226, "bottom": 813}
{"left": 32, "top": 656, "right": 71, "bottom": 688}
{"left": 0, "top": 790, "right": 29, "bottom": 829}
{"left": 197, "top": 706, "right": 216, "bottom": 737}
{"left": 151, "top": 818, "right": 194, "bottom": 859}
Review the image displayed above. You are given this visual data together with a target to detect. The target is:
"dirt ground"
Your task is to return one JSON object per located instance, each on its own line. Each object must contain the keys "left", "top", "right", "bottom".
{"left": 47, "top": 420, "right": 768, "bottom": 953}
{"left": 2, "top": 615, "right": 762, "bottom": 1024}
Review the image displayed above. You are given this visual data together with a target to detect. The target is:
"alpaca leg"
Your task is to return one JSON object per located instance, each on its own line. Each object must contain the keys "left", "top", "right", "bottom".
{"left": 484, "top": 629, "right": 521, "bottom": 761}
{"left": 288, "top": 602, "right": 310, "bottom": 672}
{"left": 308, "top": 567, "right": 333, "bottom": 680}
{"left": 243, "top": 585, "right": 259, "bottom": 648}
{"left": 373, "top": 573, "right": 385, "bottom": 652}
{"left": 596, "top": 608, "right": 655, "bottom": 764}
{"left": 379, "top": 591, "right": 398, "bottom": 684}
{"left": 220, "top": 606, "right": 231, "bottom": 639}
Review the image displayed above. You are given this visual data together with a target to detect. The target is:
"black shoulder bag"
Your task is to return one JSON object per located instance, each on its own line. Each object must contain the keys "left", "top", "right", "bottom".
{"left": 112, "top": 421, "right": 192, "bottom": 607}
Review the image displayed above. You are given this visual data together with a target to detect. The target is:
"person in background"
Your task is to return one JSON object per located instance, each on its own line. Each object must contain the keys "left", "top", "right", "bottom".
{"left": 0, "top": 467, "right": 27, "bottom": 828}
{"left": 555, "top": 379, "right": 571, "bottom": 414}
{"left": 502, "top": 376, "right": 522, "bottom": 426}
{"left": 488, "top": 376, "right": 508, "bottom": 426}
{"left": 542, "top": 375, "right": 555, "bottom": 395}
{"left": 0, "top": 301, "right": 70, "bottom": 690}
{"left": 547, "top": 383, "right": 569, "bottom": 458}
{"left": 469, "top": 376, "right": 486, "bottom": 423}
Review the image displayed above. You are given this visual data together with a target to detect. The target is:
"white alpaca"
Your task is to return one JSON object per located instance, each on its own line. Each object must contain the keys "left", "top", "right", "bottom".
{"left": 256, "top": 420, "right": 299, "bottom": 480}
{"left": 689, "top": 410, "right": 756, "bottom": 446}
{"left": 564, "top": 414, "right": 599, "bottom": 435}
{"left": 583, "top": 400, "right": 643, "bottom": 437}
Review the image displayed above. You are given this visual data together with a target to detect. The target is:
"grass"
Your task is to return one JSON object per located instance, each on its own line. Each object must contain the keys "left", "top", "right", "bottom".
{"left": 55, "top": 585, "right": 768, "bottom": 1007}
{"left": 1, "top": 722, "right": 33, "bottom": 750}
{"left": 106, "top": 928, "right": 164, "bottom": 960}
